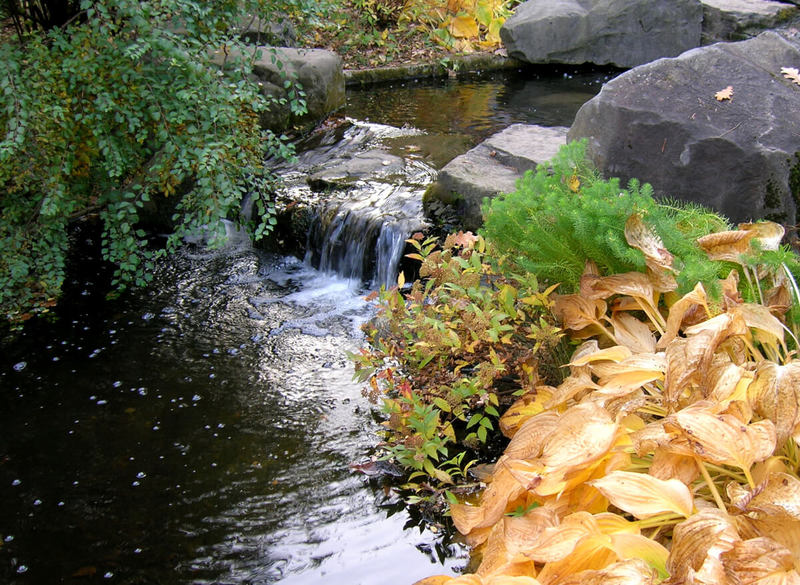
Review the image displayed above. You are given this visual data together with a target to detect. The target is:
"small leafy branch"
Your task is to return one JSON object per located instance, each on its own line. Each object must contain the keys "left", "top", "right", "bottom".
{"left": 351, "top": 231, "right": 562, "bottom": 494}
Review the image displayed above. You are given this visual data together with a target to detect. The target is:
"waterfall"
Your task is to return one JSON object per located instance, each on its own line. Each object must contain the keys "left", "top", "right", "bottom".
{"left": 304, "top": 182, "right": 426, "bottom": 289}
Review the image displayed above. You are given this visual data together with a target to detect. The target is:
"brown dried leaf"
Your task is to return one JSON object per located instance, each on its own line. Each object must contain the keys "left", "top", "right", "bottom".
{"left": 504, "top": 410, "right": 561, "bottom": 460}
{"left": 451, "top": 465, "right": 527, "bottom": 535}
{"left": 589, "top": 471, "right": 693, "bottom": 519}
{"left": 721, "top": 537, "right": 800, "bottom": 585}
{"left": 499, "top": 389, "right": 553, "bottom": 439}
{"left": 730, "top": 472, "right": 800, "bottom": 521}
{"left": 649, "top": 447, "right": 699, "bottom": 485}
{"left": 671, "top": 403, "right": 776, "bottom": 471}
{"left": 624, "top": 214, "right": 677, "bottom": 292}
{"left": 715, "top": 85, "right": 734, "bottom": 101}
{"left": 611, "top": 313, "right": 657, "bottom": 354}
{"left": 748, "top": 361, "right": 800, "bottom": 447}
{"left": 697, "top": 222, "right": 784, "bottom": 263}
{"left": 552, "top": 294, "right": 608, "bottom": 333}
{"left": 667, "top": 509, "right": 740, "bottom": 583}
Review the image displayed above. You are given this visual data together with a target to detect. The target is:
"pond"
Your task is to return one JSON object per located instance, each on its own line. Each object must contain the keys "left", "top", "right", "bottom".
{"left": 0, "top": 66, "right": 611, "bottom": 585}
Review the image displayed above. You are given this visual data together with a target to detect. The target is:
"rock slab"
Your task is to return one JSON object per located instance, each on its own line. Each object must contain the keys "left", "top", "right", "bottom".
{"left": 250, "top": 47, "right": 345, "bottom": 131}
{"left": 500, "top": 0, "right": 703, "bottom": 68}
{"left": 428, "top": 124, "right": 568, "bottom": 231}
{"left": 568, "top": 31, "right": 800, "bottom": 225}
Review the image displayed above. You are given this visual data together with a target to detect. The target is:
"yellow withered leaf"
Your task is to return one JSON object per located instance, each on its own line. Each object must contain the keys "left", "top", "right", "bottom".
{"left": 549, "top": 559, "right": 658, "bottom": 585}
{"left": 503, "top": 504, "right": 560, "bottom": 556}
{"left": 535, "top": 533, "right": 618, "bottom": 585}
{"left": 570, "top": 344, "right": 633, "bottom": 366}
{"left": 451, "top": 464, "right": 527, "bottom": 535}
{"left": 715, "top": 85, "right": 734, "bottom": 101}
{"left": 568, "top": 174, "right": 581, "bottom": 192}
{"left": 499, "top": 390, "right": 552, "bottom": 438}
{"left": 721, "top": 537, "right": 800, "bottom": 585}
{"left": 658, "top": 282, "right": 709, "bottom": 349}
{"left": 484, "top": 577, "right": 541, "bottom": 585}
{"left": 414, "top": 577, "right": 461, "bottom": 585}
{"left": 589, "top": 471, "right": 693, "bottom": 519}
{"left": 732, "top": 303, "right": 787, "bottom": 355}
{"left": 671, "top": 403, "right": 776, "bottom": 471}
{"left": 592, "top": 353, "right": 666, "bottom": 398}
{"left": 450, "top": 14, "right": 479, "bottom": 38}
{"left": 543, "top": 371, "right": 598, "bottom": 409}
{"left": 748, "top": 361, "right": 800, "bottom": 447}
{"left": 649, "top": 447, "right": 699, "bottom": 488}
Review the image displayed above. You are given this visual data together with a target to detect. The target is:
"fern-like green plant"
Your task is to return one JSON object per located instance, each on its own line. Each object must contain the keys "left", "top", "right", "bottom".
{"left": 480, "top": 140, "right": 733, "bottom": 295}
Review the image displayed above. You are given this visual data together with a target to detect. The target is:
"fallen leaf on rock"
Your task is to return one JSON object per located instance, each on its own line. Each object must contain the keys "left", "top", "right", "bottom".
{"left": 715, "top": 86, "right": 734, "bottom": 101}
{"left": 781, "top": 66, "right": 800, "bottom": 86}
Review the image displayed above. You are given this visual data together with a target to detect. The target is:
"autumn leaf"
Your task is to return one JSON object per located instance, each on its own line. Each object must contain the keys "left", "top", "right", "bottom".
{"left": 589, "top": 471, "right": 693, "bottom": 519}
{"left": 715, "top": 85, "right": 734, "bottom": 101}
{"left": 568, "top": 174, "right": 581, "bottom": 193}
{"left": 720, "top": 537, "right": 800, "bottom": 585}
{"left": 781, "top": 66, "right": 800, "bottom": 86}
{"left": 747, "top": 361, "right": 800, "bottom": 447}
{"left": 667, "top": 509, "right": 740, "bottom": 584}
{"left": 624, "top": 214, "right": 677, "bottom": 292}
{"left": 450, "top": 14, "right": 479, "bottom": 38}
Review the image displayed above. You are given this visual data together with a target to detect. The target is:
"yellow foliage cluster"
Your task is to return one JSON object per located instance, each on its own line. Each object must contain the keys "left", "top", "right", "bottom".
{"left": 416, "top": 219, "right": 800, "bottom": 585}
{"left": 401, "top": 0, "right": 515, "bottom": 51}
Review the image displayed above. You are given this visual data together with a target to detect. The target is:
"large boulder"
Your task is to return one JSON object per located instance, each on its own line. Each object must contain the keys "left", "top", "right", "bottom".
{"left": 701, "top": 0, "right": 799, "bottom": 44}
{"left": 427, "top": 124, "right": 568, "bottom": 231}
{"left": 500, "top": 0, "right": 703, "bottom": 68}
{"left": 250, "top": 47, "right": 345, "bottom": 131}
{"left": 568, "top": 31, "right": 800, "bottom": 225}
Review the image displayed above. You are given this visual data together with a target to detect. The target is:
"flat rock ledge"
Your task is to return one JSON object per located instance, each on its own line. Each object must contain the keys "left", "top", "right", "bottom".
{"left": 426, "top": 124, "right": 568, "bottom": 231}
{"left": 702, "top": 0, "right": 799, "bottom": 43}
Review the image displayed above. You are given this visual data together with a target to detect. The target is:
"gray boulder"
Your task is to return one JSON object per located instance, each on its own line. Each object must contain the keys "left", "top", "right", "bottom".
{"left": 701, "top": 0, "right": 799, "bottom": 44}
{"left": 250, "top": 48, "right": 345, "bottom": 131}
{"left": 568, "top": 30, "right": 800, "bottom": 225}
{"left": 427, "top": 124, "right": 568, "bottom": 231}
{"left": 500, "top": 0, "right": 703, "bottom": 68}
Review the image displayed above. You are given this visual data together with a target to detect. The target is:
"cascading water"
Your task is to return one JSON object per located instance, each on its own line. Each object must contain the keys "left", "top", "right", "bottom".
{"left": 271, "top": 119, "right": 433, "bottom": 289}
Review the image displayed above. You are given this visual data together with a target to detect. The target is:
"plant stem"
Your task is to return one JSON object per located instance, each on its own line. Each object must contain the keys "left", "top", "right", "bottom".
{"left": 695, "top": 456, "right": 726, "bottom": 512}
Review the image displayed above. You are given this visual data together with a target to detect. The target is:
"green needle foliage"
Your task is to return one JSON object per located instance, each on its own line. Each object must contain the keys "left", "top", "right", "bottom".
{"left": 481, "top": 140, "right": 737, "bottom": 295}
{"left": 0, "top": 0, "right": 306, "bottom": 323}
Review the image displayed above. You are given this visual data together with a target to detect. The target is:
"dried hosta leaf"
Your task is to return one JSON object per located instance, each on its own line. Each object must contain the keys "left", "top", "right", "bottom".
{"left": 590, "top": 471, "right": 693, "bottom": 519}
{"left": 503, "top": 504, "right": 560, "bottom": 556}
{"left": 585, "top": 272, "right": 657, "bottom": 307}
{"left": 593, "top": 353, "right": 665, "bottom": 398}
{"left": 730, "top": 472, "right": 800, "bottom": 521}
{"left": 658, "top": 282, "right": 709, "bottom": 349}
{"left": 611, "top": 313, "right": 657, "bottom": 354}
{"left": 570, "top": 345, "right": 633, "bottom": 366}
{"left": 715, "top": 85, "right": 734, "bottom": 101}
{"left": 732, "top": 304, "right": 787, "bottom": 355}
{"left": 414, "top": 577, "right": 464, "bottom": 585}
{"left": 708, "top": 361, "right": 752, "bottom": 405}
{"left": 721, "top": 537, "right": 800, "bottom": 585}
{"left": 539, "top": 402, "right": 618, "bottom": 471}
{"left": 550, "top": 559, "right": 658, "bottom": 585}
{"left": 552, "top": 294, "right": 608, "bottom": 333}
{"left": 504, "top": 410, "right": 561, "bottom": 460}
{"left": 782, "top": 66, "right": 800, "bottom": 86}
{"left": 543, "top": 371, "right": 598, "bottom": 409}
{"left": 667, "top": 509, "right": 740, "bottom": 582}
{"left": 451, "top": 465, "right": 526, "bottom": 535}
{"left": 697, "top": 222, "right": 784, "bottom": 263}
{"left": 649, "top": 447, "right": 699, "bottom": 485}
{"left": 624, "top": 214, "right": 677, "bottom": 292}
{"left": 671, "top": 403, "right": 776, "bottom": 471}
{"left": 535, "top": 534, "right": 618, "bottom": 585}
{"left": 521, "top": 511, "right": 600, "bottom": 564}
{"left": 477, "top": 522, "right": 535, "bottom": 580}
{"left": 485, "top": 577, "right": 542, "bottom": 585}
{"left": 748, "top": 361, "right": 800, "bottom": 447}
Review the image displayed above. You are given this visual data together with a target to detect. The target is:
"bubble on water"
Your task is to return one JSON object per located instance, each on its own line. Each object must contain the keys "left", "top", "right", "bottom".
{"left": 104, "top": 571, "right": 114, "bottom": 579}
{"left": 96, "top": 400, "right": 107, "bottom": 406}
{"left": 16, "top": 565, "right": 28, "bottom": 574}
{"left": 112, "top": 380, "right": 122, "bottom": 388}
{"left": 11, "top": 479, "right": 21, "bottom": 486}
{"left": 33, "top": 499, "right": 42, "bottom": 506}
{"left": 136, "top": 472, "right": 146, "bottom": 479}
{"left": 13, "top": 361, "right": 27, "bottom": 372}
{"left": 5, "top": 535, "right": 14, "bottom": 542}
{"left": 142, "top": 312, "right": 155, "bottom": 321}
{"left": 152, "top": 425, "right": 160, "bottom": 431}
{"left": 138, "top": 387, "right": 147, "bottom": 396}
{"left": 132, "top": 481, "right": 140, "bottom": 487}
{"left": 134, "top": 548, "right": 142, "bottom": 554}
{"left": 58, "top": 501, "right": 65, "bottom": 507}
{"left": 192, "top": 394, "right": 201, "bottom": 402}
{"left": 90, "top": 395, "right": 97, "bottom": 401}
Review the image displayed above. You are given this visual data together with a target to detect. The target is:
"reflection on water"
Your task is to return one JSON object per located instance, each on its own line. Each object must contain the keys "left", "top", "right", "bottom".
{"left": 0, "top": 248, "right": 466, "bottom": 584}
{"left": 346, "top": 67, "right": 612, "bottom": 144}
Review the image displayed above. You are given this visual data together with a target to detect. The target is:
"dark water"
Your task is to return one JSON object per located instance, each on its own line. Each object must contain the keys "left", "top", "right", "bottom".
{"left": 0, "top": 68, "right": 609, "bottom": 585}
